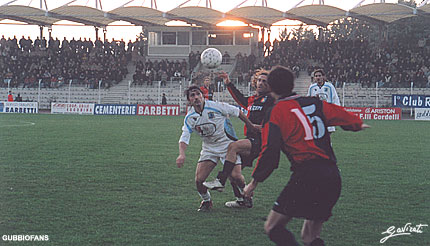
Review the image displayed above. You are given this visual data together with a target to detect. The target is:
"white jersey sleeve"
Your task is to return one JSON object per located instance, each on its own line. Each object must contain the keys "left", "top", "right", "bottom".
{"left": 178, "top": 110, "right": 197, "bottom": 145}
{"left": 307, "top": 84, "right": 313, "bottom": 96}
{"left": 213, "top": 101, "right": 240, "bottom": 118}
{"left": 178, "top": 101, "right": 241, "bottom": 148}
{"left": 329, "top": 82, "right": 341, "bottom": 106}
{"left": 308, "top": 82, "right": 340, "bottom": 105}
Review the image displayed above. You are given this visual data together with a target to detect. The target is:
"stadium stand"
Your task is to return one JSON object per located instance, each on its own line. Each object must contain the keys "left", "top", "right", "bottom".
{"left": 1, "top": 2, "right": 430, "bottom": 113}
{"left": 0, "top": 36, "right": 131, "bottom": 89}
{"left": 255, "top": 38, "right": 430, "bottom": 89}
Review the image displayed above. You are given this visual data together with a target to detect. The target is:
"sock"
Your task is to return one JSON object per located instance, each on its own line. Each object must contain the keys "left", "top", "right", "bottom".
{"left": 230, "top": 181, "right": 244, "bottom": 199}
{"left": 217, "top": 160, "right": 236, "bottom": 185}
{"left": 310, "top": 238, "right": 325, "bottom": 246}
{"left": 198, "top": 191, "right": 211, "bottom": 202}
{"left": 268, "top": 225, "right": 299, "bottom": 246}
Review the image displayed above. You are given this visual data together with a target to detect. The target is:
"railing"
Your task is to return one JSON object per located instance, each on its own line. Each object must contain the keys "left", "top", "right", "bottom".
{"left": 2, "top": 81, "right": 429, "bottom": 113}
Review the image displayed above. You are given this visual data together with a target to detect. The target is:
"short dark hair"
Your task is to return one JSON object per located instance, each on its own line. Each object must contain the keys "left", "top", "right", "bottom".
{"left": 267, "top": 66, "right": 294, "bottom": 96}
{"left": 184, "top": 85, "right": 203, "bottom": 100}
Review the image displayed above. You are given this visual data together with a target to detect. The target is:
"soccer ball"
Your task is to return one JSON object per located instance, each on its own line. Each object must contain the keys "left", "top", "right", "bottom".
{"left": 200, "top": 48, "right": 222, "bottom": 69}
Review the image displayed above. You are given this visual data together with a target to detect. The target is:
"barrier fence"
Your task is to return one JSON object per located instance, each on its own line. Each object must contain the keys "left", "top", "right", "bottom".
{"left": 1, "top": 81, "right": 430, "bottom": 120}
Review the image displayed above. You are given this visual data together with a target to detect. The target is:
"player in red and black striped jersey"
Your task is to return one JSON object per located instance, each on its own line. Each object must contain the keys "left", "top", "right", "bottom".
{"left": 244, "top": 66, "right": 369, "bottom": 246}
{"left": 200, "top": 77, "right": 214, "bottom": 100}
{"left": 203, "top": 69, "right": 275, "bottom": 208}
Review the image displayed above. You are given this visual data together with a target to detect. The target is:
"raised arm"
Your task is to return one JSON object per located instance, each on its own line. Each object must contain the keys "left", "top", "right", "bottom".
{"left": 219, "top": 71, "right": 249, "bottom": 108}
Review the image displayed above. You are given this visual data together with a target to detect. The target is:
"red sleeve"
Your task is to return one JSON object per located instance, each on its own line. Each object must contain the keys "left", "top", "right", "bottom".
{"left": 323, "top": 102, "right": 363, "bottom": 131}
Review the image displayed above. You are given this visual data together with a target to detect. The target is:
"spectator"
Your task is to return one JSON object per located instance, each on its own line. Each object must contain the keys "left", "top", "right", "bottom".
{"left": 15, "top": 93, "right": 22, "bottom": 102}
{"left": 161, "top": 93, "right": 167, "bottom": 105}
{"left": 8, "top": 91, "right": 13, "bottom": 101}
{"left": 223, "top": 51, "right": 230, "bottom": 64}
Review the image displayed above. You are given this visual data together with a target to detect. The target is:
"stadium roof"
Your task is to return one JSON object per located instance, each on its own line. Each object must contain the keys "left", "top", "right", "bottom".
{"left": 227, "top": 6, "right": 285, "bottom": 27}
{"left": 48, "top": 5, "right": 113, "bottom": 27}
{"left": 166, "top": 6, "right": 226, "bottom": 26}
{"left": 0, "top": 5, "right": 60, "bottom": 26}
{"left": 348, "top": 3, "right": 417, "bottom": 25}
{"left": 107, "top": 6, "right": 168, "bottom": 26}
{"left": 284, "top": 5, "right": 347, "bottom": 26}
{"left": 419, "top": 3, "right": 430, "bottom": 14}
{"left": 0, "top": 3, "right": 429, "bottom": 28}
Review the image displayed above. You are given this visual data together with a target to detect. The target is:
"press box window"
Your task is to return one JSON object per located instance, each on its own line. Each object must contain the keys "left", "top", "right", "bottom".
{"left": 148, "top": 31, "right": 161, "bottom": 45}
{"left": 235, "top": 31, "right": 252, "bottom": 45}
{"left": 177, "top": 32, "right": 189, "bottom": 45}
{"left": 208, "top": 31, "right": 233, "bottom": 45}
{"left": 192, "top": 31, "right": 207, "bottom": 45}
{"left": 162, "top": 32, "right": 176, "bottom": 45}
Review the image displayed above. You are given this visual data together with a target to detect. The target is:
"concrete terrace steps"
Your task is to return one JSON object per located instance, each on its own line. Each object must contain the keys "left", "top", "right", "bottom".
{"left": 294, "top": 71, "right": 312, "bottom": 96}
{"left": 101, "top": 63, "right": 136, "bottom": 104}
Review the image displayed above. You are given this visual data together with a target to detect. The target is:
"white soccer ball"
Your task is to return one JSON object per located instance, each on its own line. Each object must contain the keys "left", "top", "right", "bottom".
{"left": 200, "top": 48, "right": 222, "bottom": 69}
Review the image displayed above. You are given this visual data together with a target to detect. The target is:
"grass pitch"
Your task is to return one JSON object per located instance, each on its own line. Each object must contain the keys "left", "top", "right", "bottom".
{"left": 0, "top": 114, "right": 429, "bottom": 246}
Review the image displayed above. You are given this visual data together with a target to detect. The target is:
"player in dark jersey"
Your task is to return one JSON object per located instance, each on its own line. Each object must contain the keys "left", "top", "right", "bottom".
{"left": 200, "top": 77, "right": 214, "bottom": 100}
{"left": 244, "top": 66, "right": 370, "bottom": 246}
{"left": 204, "top": 69, "right": 275, "bottom": 208}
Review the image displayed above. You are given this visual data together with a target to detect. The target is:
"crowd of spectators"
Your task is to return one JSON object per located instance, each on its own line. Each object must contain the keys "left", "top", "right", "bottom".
{"left": 0, "top": 35, "right": 139, "bottom": 89}
{"left": 3, "top": 34, "right": 430, "bottom": 90}
{"left": 132, "top": 58, "right": 188, "bottom": 86}
{"left": 257, "top": 38, "right": 430, "bottom": 88}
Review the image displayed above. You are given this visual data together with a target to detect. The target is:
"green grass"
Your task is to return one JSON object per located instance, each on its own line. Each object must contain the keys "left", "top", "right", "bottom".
{"left": 0, "top": 114, "right": 429, "bottom": 246}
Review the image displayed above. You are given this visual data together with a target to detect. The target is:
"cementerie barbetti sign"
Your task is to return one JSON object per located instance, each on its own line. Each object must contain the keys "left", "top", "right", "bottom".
{"left": 137, "top": 105, "right": 180, "bottom": 116}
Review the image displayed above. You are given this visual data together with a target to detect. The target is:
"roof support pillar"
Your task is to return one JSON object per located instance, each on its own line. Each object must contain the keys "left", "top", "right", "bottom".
{"left": 318, "top": 27, "right": 324, "bottom": 41}
{"left": 48, "top": 26, "right": 52, "bottom": 40}
{"left": 95, "top": 26, "right": 99, "bottom": 41}
{"left": 103, "top": 27, "right": 107, "bottom": 42}
{"left": 380, "top": 25, "right": 388, "bottom": 42}
{"left": 261, "top": 27, "right": 265, "bottom": 43}
{"left": 39, "top": 26, "right": 43, "bottom": 39}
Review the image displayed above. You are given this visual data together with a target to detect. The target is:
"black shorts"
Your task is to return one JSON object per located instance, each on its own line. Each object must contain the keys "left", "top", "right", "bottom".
{"left": 272, "top": 159, "right": 341, "bottom": 221}
{"left": 240, "top": 136, "right": 262, "bottom": 167}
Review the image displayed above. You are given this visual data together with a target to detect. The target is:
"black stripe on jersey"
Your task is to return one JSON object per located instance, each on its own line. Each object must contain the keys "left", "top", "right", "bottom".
{"left": 253, "top": 122, "right": 281, "bottom": 182}
{"left": 295, "top": 97, "right": 337, "bottom": 163}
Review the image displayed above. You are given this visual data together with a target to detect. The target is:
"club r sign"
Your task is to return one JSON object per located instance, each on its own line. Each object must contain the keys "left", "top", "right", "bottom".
{"left": 392, "top": 95, "right": 430, "bottom": 108}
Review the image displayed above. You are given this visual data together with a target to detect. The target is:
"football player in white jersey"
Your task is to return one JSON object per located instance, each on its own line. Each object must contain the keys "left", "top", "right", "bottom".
{"left": 307, "top": 69, "right": 341, "bottom": 132}
{"left": 176, "top": 85, "right": 259, "bottom": 211}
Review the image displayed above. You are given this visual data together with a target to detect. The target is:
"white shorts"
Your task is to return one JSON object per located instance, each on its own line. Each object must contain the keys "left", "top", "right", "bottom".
{"left": 198, "top": 140, "right": 241, "bottom": 165}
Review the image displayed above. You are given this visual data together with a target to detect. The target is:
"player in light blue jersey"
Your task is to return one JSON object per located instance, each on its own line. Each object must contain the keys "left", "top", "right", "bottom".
{"left": 307, "top": 69, "right": 340, "bottom": 133}
{"left": 176, "top": 85, "right": 259, "bottom": 211}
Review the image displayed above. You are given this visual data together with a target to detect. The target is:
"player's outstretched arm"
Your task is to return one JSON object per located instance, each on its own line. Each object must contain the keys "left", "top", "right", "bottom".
{"left": 219, "top": 71, "right": 248, "bottom": 107}
{"left": 361, "top": 123, "right": 371, "bottom": 129}
{"left": 176, "top": 142, "right": 188, "bottom": 168}
{"left": 218, "top": 71, "right": 230, "bottom": 85}
{"left": 238, "top": 111, "right": 260, "bottom": 133}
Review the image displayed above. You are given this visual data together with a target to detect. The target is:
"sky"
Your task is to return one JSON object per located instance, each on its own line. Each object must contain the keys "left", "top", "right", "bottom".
{"left": 0, "top": 0, "right": 424, "bottom": 42}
